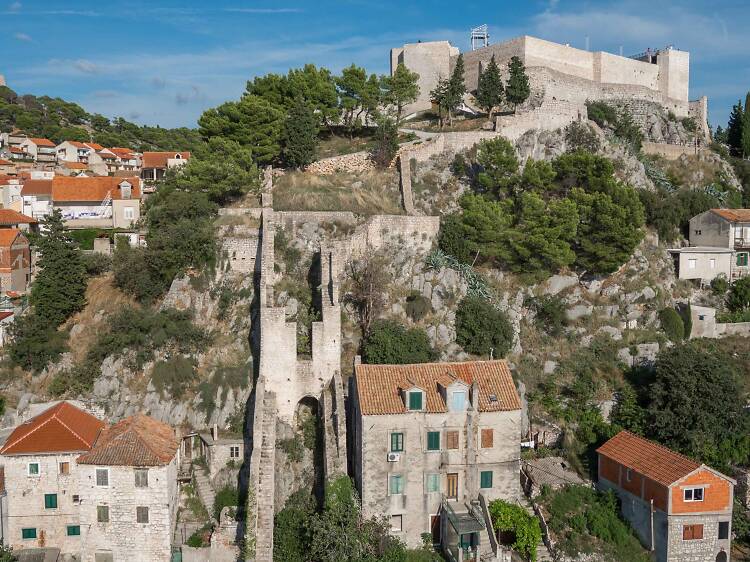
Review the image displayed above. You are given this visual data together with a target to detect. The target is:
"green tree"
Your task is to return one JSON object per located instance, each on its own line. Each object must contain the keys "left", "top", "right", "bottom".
{"left": 658, "top": 307, "right": 685, "bottom": 341}
{"left": 273, "top": 490, "right": 315, "bottom": 562}
{"left": 455, "top": 296, "right": 513, "bottom": 357}
{"left": 727, "top": 276, "right": 750, "bottom": 312}
{"left": 451, "top": 193, "right": 511, "bottom": 264}
{"left": 743, "top": 92, "right": 750, "bottom": 158}
{"left": 287, "top": 64, "right": 341, "bottom": 127}
{"left": 430, "top": 77, "right": 451, "bottom": 128}
{"left": 362, "top": 320, "right": 435, "bottom": 364}
{"left": 476, "top": 136, "right": 519, "bottom": 196}
{"left": 31, "top": 209, "right": 87, "bottom": 327}
{"left": 488, "top": 500, "right": 541, "bottom": 561}
{"left": 727, "top": 100, "right": 744, "bottom": 156}
{"left": 647, "top": 341, "right": 748, "bottom": 462}
{"left": 281, "top": 97, "right": 319, "bottom": 169}
{"left": 475, "top": 55, "right": 504, "bottom": 119}
{"left": 7, "top": 314, "right": 68, "bottom": 373}
{"left": 446, "top": 54, "right": 466, "bottom": 125}
{"left": 505, "top": 56, "right": 530, "bottom": 112}
{"left": 610, "top": 383, "right": 646, "bottom": 435}
{"left": 336, "top": 65, "right": 380, "bottom": 137}
{"left": 382, "top": 63, "right": 420, "bottom": 124}
{"left": 370, "top": 115, "right": 399, "bottom": 168}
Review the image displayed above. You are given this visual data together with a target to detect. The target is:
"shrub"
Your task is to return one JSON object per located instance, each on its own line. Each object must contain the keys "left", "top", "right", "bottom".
{"left": 438, "top": 214, "right": 473, "bottom": 264}
{"left": 213, "top": 485, "right": 238, "bottom": 521}
{"left": 274, "top": 490, "right": 315, "bottom": 562}
{"left": 455, "top": 296, "right": 513, "bottom": 357}
{"left": 711, "top": 274, "right": 730, "bottom": 296}
{"left": 7, "top": 315, "right": 68, "bottom": 373}
{"left": 81, "top": 252, "right": 112, "bottom": 276}
{"left": 488, "top": 500, "right": 541, "bottom": 561}
{"left": 565, "top": 121, "right": 600, "bottom": 153}
{"left": 362, "top": 320, "right": 436, "bottom": 364}
{"left": 150, "top": 357, "right": 198, "bottom": 399}
{"left": 404, "top": 291, "right": 432, "bottom": 322}
{"left": 727, "top": 276, "right": 750, "bottom": 313}
{"left": 451, "top": 153, "right": 467, "bottom": 177}
{"left": 278, "top": 436, "right": 304, "bottom": 462}
{"left": 658, "top": 307, "right": 684, "bottom": 341}
{"left": 370, "top": 116, "right": 399, "bottom": 168}
{"left": 526, "top": 295, "right": 567, "bottom": 336}
{"left": 681, "top": 117, "right": 697, "bottom": 133}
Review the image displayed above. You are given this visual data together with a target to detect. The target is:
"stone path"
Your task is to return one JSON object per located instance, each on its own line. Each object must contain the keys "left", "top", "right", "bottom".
{"left": 519, "top": 496, "right": 554, "bottom": 562}
{"left": 254, "top": 391, "right": 277, "bottom": 562}
{"left": 194, "top": 467, "right": 216, "bottom": 520}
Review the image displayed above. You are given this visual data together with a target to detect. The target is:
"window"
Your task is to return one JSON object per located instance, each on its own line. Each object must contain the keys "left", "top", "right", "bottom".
{"left": 450, "top": 390, "right": 466, "bottom": 412}
{"left": 230, "top": 446, "right": 240, "bottom": 458}
{"left": 44, "top": 493, "right": 58, "bottom": 509}
{"left": 447, "top": 473, "right": 458, "bottom": 499}
{"left": 96, "top": 468, "right": 109, "bottom": 487}
{"left": 21, "top": 528, "right": 36, "bottom": 540}
{"left": 389, "top": 474, "right": 404, "bottom": 495}
{"left": 27, "top": 462, "right": 39, "bottom": 476}
{"left": 695, "top": 229, "right": 702, "bottom": 235}
{"left": 480, "top": 470, "right": 493, "bottom": 489}
{"left": 688, "top": 258, "right": 697, "bottom": 269}
{"left": 390, "top": 514, "right": 403, "bottom": 532}
{"left": 408, "top": 390, "right": 423, "bottom": 411}
{"left": 135, "top": 468, "right": 149, "bottom": 488}
{"left": 427, "top": 431, "right": 440, "bottom": 451}
{"left": 426, "top": 473, "right": 440, "bottom": 493}
{"left": 390, "top": 432, "right": 404, "bottom": 452}
{"left": 719, "top": 521, "right": 730, "bottom": 540}
{"left": 684, "top": 487, "right": 704, "bottom": 502}
{"left": 446, "top": 430, "right": 459, "bottom": 450}
{"left": 123, "top": 207, "right": 134, "bottom": 220}
{"left": 481, "top": 428, "right": 494, "bottom": 448}
{"left": 136, "top": 506, "right": 149, "bottom": 524}
{"left": 72, "top": 495, "right": 80, "bottom": 504}
{"left": 738, "top": 253, "right": 749, "bottom": 267}
{"left": 625, "top": 468, "right": 632, "bottom": 482}
{"left": 59, "top": 462, "right": 70, "bottom": 475}
{"left": 67, "top": 525, "right": 81, "bottom": 536}
{"left": 682, "top": 524, "right": 703, "bottom": 540}
{"left": 97, "top": 505, "right": 110, "bottom": 523}
{"left": 710, "top": 258, "right": 716, "bottom": 269}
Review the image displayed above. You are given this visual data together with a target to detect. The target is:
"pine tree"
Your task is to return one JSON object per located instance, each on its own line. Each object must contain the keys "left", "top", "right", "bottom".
{"left": 742, "top": 92, "right": 750, "bottom": 158}
{"left": 382, "top": 63, "right": 420, "bottom": 125}
{"left": 281, "top": 97, "right": 319, "bottom": 169}
{"left": 727, "top": 100, "right": 744, "bottom": 156}
{"left": 446, "top": 54, "right": 466, "bottom": 125}
{"left": 506, "top": 56, "right": 531, "bottom": 113}
{"left": 31, "top": 209, "right": 88, "bottom": 327}
{"left": 430, "top": 78, "right": 450, "bottom": 128}
{"left": 476, "top": 55, "right": 504, "bottom": 119}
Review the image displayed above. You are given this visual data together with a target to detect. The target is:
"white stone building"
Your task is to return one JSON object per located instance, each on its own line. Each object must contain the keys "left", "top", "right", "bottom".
{"left": 351, "top": 360, "right": 522, "bottom": 557}
{"left": 76, "top": 414, "right": 180, "bottom": 562}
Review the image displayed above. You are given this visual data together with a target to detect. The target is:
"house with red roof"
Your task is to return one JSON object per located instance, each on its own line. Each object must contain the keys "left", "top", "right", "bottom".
{"left": 0, "top": 158, "right": 14, "bottom": 174}
{"left": 351, "top": 359, "right": 522, "bottom": 556}
{"left": 141, "top": 151, "right": 190, "bottom": 183}
{"left": 0, "top": 228, "right": 30, "bottom": 292}
{"left": 18, "top": 138, "right": 56, "bottom": 166}
{"left": 670, "top": 208, "right": 750, "bottom": 282}
{"left": 597, "top": 430, "right": 734, "bottom": 562}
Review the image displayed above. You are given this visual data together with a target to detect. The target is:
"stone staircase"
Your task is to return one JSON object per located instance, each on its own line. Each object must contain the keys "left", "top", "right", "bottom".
{"left": 254, "top": 391, "right": 277, "bottom": 562}
{"left": 519, "top": 496, "right": 554, "bottom": 562}
{"left": 193, "top": 467, "right": 216, "bottom": 520}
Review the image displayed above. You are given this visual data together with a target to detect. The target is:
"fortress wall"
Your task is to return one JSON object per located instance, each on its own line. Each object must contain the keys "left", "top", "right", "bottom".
{"left": 394, "top": 41, "right": 458, "bottom": 114}
{"left": 276, "top": 210, "right": 358, "bottom": 225}
{"left": 642, "top": 142, "right": 705, "bottom": 159}
{"left": 524, "top": 36, "right": 595, "bottom": 81}
{"left": 596, "top": 52, "right": 659, "bottom": 90}
{"left": 689, "top": 96, "right": 711, "bottom": 141}
{"left": 461, "top": 36, "right": 526, "bottom": 91}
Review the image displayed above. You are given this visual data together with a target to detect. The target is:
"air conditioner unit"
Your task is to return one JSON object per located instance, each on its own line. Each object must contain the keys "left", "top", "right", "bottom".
{"left": 387, "top": 452, "right": 400, "bottom": 462}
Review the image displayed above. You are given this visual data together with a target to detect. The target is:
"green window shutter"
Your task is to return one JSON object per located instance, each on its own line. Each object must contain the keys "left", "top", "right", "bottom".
{"left": 390, "top": 475, "right": 404, "bottom": 494}
{"left": 21, "top": 528, "right": 36, "bottom": 539}
{"left": 480, "top": 470, "right": 493, "bottom": 488}
{"left": 66, "top": 525, "right": 81, "bottom": 536}
{"left": 427, "top": 431, "right": 440, "bottom": 451}
{"left": 409, "top": 391, "right": 423, "bottom": 410}
{"left": 391, "top": 433, "right": 404, "bottom": 452}
{"left": 738, "top": 253, "right": 749, "bottom": 266}
{"left": 427, "top": 473, "right": 440, "bottom": 493}
{"left": 44, "top": 493, "right": 58, "bottom": 509}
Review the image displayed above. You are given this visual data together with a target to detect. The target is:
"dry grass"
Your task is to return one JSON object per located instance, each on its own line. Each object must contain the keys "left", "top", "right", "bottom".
{"left": 272, "top": 170, "right": 404, "bottom": 215}
{"left": 318, "top": 133, "right": 377, "bottom": 159}
{"left": 654, "top": 153, "right": 726, "bottom": 189}
{"left": 215, "top": 214, "right": 261, "bottom": 228}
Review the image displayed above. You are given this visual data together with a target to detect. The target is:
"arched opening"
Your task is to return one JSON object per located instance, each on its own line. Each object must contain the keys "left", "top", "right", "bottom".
{"left": 295, "top": 396, "right": 324, "bottom": 501}
{"left": 716, "top": 551, "right": 727, "bottom": 562}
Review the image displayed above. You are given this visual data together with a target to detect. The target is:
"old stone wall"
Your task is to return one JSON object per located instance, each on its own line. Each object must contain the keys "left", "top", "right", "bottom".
{"left": 220, "top": 226, "right": 260, "bottom": 274}
{"left": 391, "top": 41, "right": 459, "bottom": 114}
{"left": 305, "top": 151, "right": 374, "bottom": 175}
{"left": 667, "top": 513, "right": 731, "bottom": 562}
{"left": 642, "top": 142, "right": 706, "bottom": 160}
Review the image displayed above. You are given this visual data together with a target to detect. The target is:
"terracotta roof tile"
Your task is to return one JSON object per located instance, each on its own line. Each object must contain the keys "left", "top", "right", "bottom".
{"left": 0, "top": 159, "right": 12, "bottom": 165}
{"left": 0, "top": 228, "right": 25, "bottom": 249}
{"left": 85, "top": 142, "right": 104, "bottom": 151}
{"left": 142, "top": 151, "right": 190, "bottom": 169}
{"left": 20, "top": 179, "right": 52, "bottom": 196}
{"left": 0, "top": 402, "right": 104, "bottom": 455}
{"left": 0, "top": 311, "right": 13, "bottom": 321}
{"left": 0, "top": 210, "right": 37, "bottom": 225}
{"left": 597, "top": 430, "right": 702, "bottom": 486}
{"left": 355, "top": 360, "right": 521, "bottom": 415}
{"left": 710, "top": 209, "right": 750, "bottom": 222}
{"left": 27, "top": 138, "right": 55, "bottom": 148}
{"left": 50, "top": 176, "right": 141, "bottom": 202}
{"left": 78, "top": 414, "right": 178, "bottom": 466}
{"left": 63, "top": 162, "right": 88, "bottom": 170}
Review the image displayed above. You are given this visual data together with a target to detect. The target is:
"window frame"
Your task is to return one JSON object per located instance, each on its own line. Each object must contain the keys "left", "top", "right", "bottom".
{"left": 136, "top": 506, "right": 149, "bottom": 524}
{"left": 97, "top": 505, "right": 110, "bottom": 523}
{"left": 481, "top": 428, "right": 494, "bottom": 448}
{"left": 682, "top": 523, "right": 704, "bottom": 540}
{"left": 450, "top": 390, "right": 467, "bottom": 412}
{"left": 230, "top": 445, "right": 241, "bottom": 458}
{"left": 95, "top": 468, "right": 110, "bottom": 488}
{"left": 408, "top": 390, "right": 423, "bottom": 411}
{"left": 683, "top": 487, "right": 704, "bottom": 502}
{"left": 446, "top": 430, "right": 459, "bottom": 450}
{"left": 390, "top": 432, "right": 404, "bottom": 453}
{"left": 390, "top": 514, "right": 403, "bottom": 532}
{"left": 59, "top": 461, "right": 70, "bottom": 475}
{"left": 67, "top": 525, "right": 81, "bottom": 536}
{"left": 426, "top": 473, "right": 440, "bottom": 493}
{"left": 27, "top": 462, "right": 40, "bottom": 477}
{"left": 480, "top": 470, "right": 493, "bottom": 489}
{"left": 737, "top": 253, "right": 749, "bottom": 267}
{"left": 21, "top": 528, "right": 37, "bottom": 540}
{"left": 123, "top": 206, "right": 135, "bottom": 220}
{"left": 718, "top": 521, "right": 730, "bottom": 540}
{"left": 389, "top": 474, "right": 404, "bottom": 496}
{"left": 44, "top": 493, "right": 58, "bottom": 510}
{"left": 134, "top": 468, "right": 149, "bottom": 488}
{"left": 427, "top": 431, "right": 441, "bottom": 451}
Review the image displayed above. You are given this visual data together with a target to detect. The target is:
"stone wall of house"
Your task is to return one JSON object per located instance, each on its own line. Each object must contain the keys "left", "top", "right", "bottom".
{"left": 77, "top": 461, "right": 177, "bottom": 562}
{"left": 207, "top": 441, "right": 244, "bottom": 480}
{"left": 667, "top": 513, "right": 731, "bottom": 562}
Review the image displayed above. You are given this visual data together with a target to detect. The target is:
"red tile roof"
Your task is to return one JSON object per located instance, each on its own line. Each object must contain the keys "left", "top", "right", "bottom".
{"left": 597, "top": 430, "right": 702, "bottom": 486}
{"left": 78, "top": 414, "right": 179, "bottom": 466}
{"left": 0, "top": 402, "right": 105, "bottom": 455}
{"left": 20, "top": 179, "right": 52, "bottom": 196}
{"left": 0, "top": 228, "right": 25, "bottom": 248}
{"left": 355, "top": 360, "right": 521, "bottom": 415}
{"left": 63, "top": 161, "right": 88, "bottom": 170}
{"left": 0, "top": 209, "right": 37, "bottom": 226}
{"left": 0, "top": 311, "right": 13, "bottom": 322}
{"left": 711, "top": 209, "right": 750, "bottom": 222}
{"left": 9, "top": 147, "right": 24, "bottom": 154}
{"left": 142, "top": 151, "right": 190, "bottom": 169}
{"left": 50, "top": 176, "right": 141, "bottom": 202}
{"left": 109, "top": 147, "right": 135, "bottom": 159}
{"left": 0, "top": 159, "right": 11, "bottom": 166}
{"left": 27, "top": 138, "right": 55, "bottom": 148}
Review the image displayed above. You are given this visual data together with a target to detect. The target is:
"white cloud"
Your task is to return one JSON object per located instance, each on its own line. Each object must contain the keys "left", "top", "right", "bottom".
{"left": 8, "top": 1, "right": 21, "bottom": 12}
{"left": 73, "top": 59, "right": 101, "bottom": 74}
{"left": 13, "top": 32, "right": 31, "bottom": 42}
{"left": 224, "top": 8, "right": 303, "bottom": 14}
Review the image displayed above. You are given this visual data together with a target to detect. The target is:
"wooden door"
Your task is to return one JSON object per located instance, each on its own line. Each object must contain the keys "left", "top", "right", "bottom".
{"left": 447, "top": 473, "right": 458, "bottom": 500}
{"left": 430, "top": 515, "right": 441, "bottom": 544}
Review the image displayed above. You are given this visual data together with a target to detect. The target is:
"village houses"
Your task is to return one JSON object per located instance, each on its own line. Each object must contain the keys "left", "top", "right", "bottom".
{"left": 0, "top": 228, "right": 31, "bottom": 293}
{"left": 18, "top": 138, "right": 56, "bottom": 166}
{"left": 598, "top": 430, "right": 734, "bottom": 562}
{"left": 351, "top": 359, "right": 522, "bottom": 557}
{"left": 140, "top": 151, "right": 190, "bottom": 186}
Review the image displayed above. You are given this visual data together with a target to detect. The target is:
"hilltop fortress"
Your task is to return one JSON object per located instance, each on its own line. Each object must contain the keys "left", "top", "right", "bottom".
{"left": 391, "top": 35, "right": 709, "bottom": 141}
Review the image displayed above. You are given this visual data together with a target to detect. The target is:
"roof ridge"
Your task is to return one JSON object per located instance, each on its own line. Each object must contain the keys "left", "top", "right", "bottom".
{"left": 54, "top": 404, "right": 100, "bottom": 450}
{"left": 0, "top": 402, "right": 66, "bottom": 453}
{"left": 617, "top": 430, "right": 700, "bottom": 467}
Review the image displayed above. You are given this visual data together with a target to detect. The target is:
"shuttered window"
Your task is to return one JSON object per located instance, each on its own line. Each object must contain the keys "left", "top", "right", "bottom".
{"left": 97, "top": 505, "right": 110, "bottom": 523}
{"left": 481, "top": 428, "right": 494, "bottom": 448}
{"left": 136, "top": 506, "right": 149, "bottom": 524}
{"left": 390, "top": 433, "right": 404, "bottom": 452}
{"left": 480, "top": 471, "right": 493, "bottom": 488}
{"left": 683, "top": 524, "right": 704, "bottom": 540}
{"left": 135, "top": 468, "right": 149, "bottom": 488}
{"left": 426, "top": 473, "right": 440, "bottom": 493}
{"left": 44, "top": 493, "right": 57, "bottom": 509}
{"left": 427, "top": 431, "right": 440, "bottom": 451}
{"left": 67, "top": 526, "right": 80, "bottom": 536}
{"left": 96, "top": 468, "right": 109, "bottom": 487}
{"left": 408, "top": 391, "right": 423, "bottom": 411}
{"left": 446, "top": 430, "right": 459, "bottom": 450}
{"left": 21, "top": 528, "right": 36, "bottom": 540}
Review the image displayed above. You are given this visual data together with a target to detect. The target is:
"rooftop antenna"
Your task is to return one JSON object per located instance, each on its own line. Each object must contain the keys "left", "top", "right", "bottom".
{"left": 585, "top": 36, "right": 590, "bottom": 51}
{"left": 471, "top": 24, "right": 489, "bottom": 50}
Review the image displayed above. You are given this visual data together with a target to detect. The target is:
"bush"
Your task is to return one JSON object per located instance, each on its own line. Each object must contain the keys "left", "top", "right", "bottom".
{"left": 565, "top": 121, "right": 600, "bottom": 153}
{"left": 151, "top": 357, "right": 198, "bottom": 399}
{"left": 488, "top": 500, "right": 541, "bottom": 561}
{"left": 362, "top": 320, "right": 436, "bottom": 364}
{"left": 681, "top": 117, "right": 697, "bottom": 133}
{"left": 727, "top": 276, "right": 750, "bottom": 313}
{"left": 526, "top": 295, "right": 567, "bottom": 336}
{"left": 213, "top": 485, "right": 238, "bottom": 521}
{"left": 455, "top": 296, "right": 513, "bottom": 357}
{"left": 710, "top": 274, "right": 730, "bottom": 296}
{"left": 404, "top": 291, "right": 432, "bottom": 322}
{"left": 274, "top": 490, "right": 315, "bottom": 562}
{"left": 7, "top": 315, "right": 68, "bottom": 373}
{"left": 658, "top": 308, "right": 684, "bottom": 341}
{"left": 438, "top": 214, "right": 473, "bottom": 264}
{"left": 370, "top": 116, "right": 399, "bottom": 168}
{"left": 81, "top": 252, "right": 112, "bottom": 276}
{"left": 451, "top": 153, "right": 467, "bottom": 177}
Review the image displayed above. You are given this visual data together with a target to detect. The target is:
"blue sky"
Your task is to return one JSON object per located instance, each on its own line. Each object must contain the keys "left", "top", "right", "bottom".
{"left": 2, "top": 0, "right": 749, "bottom": 129}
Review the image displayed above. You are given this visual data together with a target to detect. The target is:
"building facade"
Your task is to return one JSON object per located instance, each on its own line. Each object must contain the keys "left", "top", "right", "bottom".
{"left": 0, "top": 228, "right": 30, "bottom": 292}
{"left": 351, "top": 360, "right": 522, "bottom": 553}
{"left": 140, "top": 152, "right": 190, "bottom": 185}
{"left": 598, "top": 431, "right": 734, "bottom": 562}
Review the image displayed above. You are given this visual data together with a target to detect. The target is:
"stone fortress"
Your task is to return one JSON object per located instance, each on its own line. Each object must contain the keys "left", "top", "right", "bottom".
{"left": 392, "top": 34, "right": 710, "bottom": 142}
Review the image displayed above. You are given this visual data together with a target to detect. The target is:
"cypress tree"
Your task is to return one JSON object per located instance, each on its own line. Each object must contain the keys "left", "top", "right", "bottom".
{"left": 727, "top": 100, "right": 744, "bottom": 156}
{"left": 446, "top": 54, "right": 466, "bottom": 125}
{"left": 742, "top": 92, "right": 750, "bottom": 158}
{"left": 506, "top": 56, "right": 531, "bottom": 113}
{"left": 281, "top": 97, "right": 319, "bottom": 169}
{"left": 476, "top": 55, "right": 504, "bottom": 119}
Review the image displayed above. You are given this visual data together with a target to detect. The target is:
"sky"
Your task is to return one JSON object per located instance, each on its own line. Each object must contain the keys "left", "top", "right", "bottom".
{"left": 2, "top": 0, "right": 749, "bottom": 129}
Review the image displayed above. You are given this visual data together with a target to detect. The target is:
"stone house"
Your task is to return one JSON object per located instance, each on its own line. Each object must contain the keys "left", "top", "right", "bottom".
{"left": 0, "top": 310, "right": 14, "bottom": 346}
{"left": 598, "top": 430, "right": 734, "bottom": 562}
{"left": 108, "top": 148, "right": 140, "bottom": 172}
{"left": 55, "top": 141, "right": 110, "bottom": 176}
{"left": 0, "top": 209, "right": 37, "bottom": 232}
{"left": 670, "top": 209, "right": 750, "bottom": 282}
{"left": 184, "top": 426, "right": 244, "bottom": 480}
{"left": 0, "top": 229, "right": 31, "bottom": 292}
{"left": 76, "top": 414, "right": 180, "bottom": 562}
{"left": 18, "top": 138, "right": 56, "bottom": 166}
{"left": 0, "top": 159, "right": 15, "bottom": 174}
{"left": 0, "top": 402, "right": 105, "bottom": 554}
{"left": 20, "top": 179, "right": 53, "bottom": 220}
{"left": 351, "top": 360, "right": 522, "bottom": 556}
{"left": 141, "top": 152, "right": 190, "bottom": 185}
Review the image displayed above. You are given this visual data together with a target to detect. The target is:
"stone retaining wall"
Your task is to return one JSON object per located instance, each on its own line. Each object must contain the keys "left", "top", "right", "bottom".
{"left": 305, "top": 151, "right": 375, "bottom": 175}
{"left": 642, "top": 141, "right": 705, "bottom": 160}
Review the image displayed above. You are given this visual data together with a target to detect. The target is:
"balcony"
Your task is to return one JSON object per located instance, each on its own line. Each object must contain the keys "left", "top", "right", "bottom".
{"left": 734, "top": 238, "right": 750, "bottom": 249}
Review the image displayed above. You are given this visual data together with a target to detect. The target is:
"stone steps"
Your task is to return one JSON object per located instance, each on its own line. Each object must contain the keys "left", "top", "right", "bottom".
{"left": 519, "top": 496, "right": 554, "bottom": 562}
{"left": 253, "top": 391, "right": 277, "bottom": 562}
{"left": 193, "top": 469, "right": 216, "bottom": 519}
